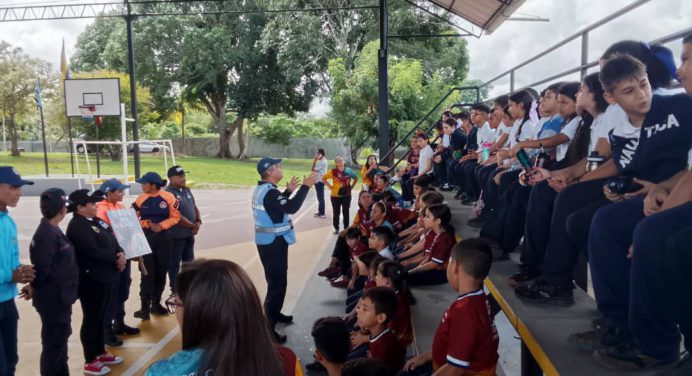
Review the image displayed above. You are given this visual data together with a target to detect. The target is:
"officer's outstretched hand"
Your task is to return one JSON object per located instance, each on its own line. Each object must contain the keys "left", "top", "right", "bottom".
{"left": 302, "top": 172, "right": 318, "bottom": 188}
{"left": 286, "top": 176, "right": 300, "bottom": 193}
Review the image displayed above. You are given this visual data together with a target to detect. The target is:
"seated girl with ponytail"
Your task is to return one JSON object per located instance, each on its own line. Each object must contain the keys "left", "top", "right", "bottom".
{"left": 407, "top": 204, "right": 457, "bottom": 286}
{"left": 376, "top": 260, "right": 415, "bottom": 347}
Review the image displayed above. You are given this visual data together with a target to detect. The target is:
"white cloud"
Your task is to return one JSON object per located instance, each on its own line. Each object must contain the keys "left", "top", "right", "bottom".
{"left": 467, "top": 0, "right": 691, "bottom": 97}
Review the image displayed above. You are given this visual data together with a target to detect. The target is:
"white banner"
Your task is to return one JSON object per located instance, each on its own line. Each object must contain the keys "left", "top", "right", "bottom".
{"left": 107, "top": 208, "right": 152, "bottom": 259}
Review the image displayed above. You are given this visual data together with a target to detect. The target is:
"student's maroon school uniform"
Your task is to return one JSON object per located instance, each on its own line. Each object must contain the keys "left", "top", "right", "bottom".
{"left": 367, "top": 328, "right": 406, "bottom": 373}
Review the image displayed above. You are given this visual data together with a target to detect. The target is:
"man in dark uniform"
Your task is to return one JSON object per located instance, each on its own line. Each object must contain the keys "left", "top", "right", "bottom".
{"left": 252, "top": 157, "right": 316, "bottom": 343}
{"left": 29, "top": 189, "right": 78, "bottom": 376}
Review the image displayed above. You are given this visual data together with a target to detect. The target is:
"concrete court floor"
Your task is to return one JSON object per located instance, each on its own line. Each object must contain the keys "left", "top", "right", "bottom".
{"left": 11, "top": 188, "right": 339, "bottom": 376}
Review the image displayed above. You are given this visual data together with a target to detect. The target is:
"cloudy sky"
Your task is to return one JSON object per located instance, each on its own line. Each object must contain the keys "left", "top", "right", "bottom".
{"left": 0, "top": 0, "right": 689, "bottom": 102}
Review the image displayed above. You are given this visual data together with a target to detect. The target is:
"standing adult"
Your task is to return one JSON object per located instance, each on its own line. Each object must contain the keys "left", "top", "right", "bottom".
{"left": 132, "top": 172, "right": 180, "bottom": 320}
{"left": 312, "top": 149, "right": 329, "bottom": 219}
{"left": 29, "top": 189, "right": 78, "bottom": 376}
{"left": 252, "top": 157, "right": 316, "bottom": 343}
{"left": 66, "top": 189, "right": 126, "bottom": 375}
{"left": 96, "top": 179, "right": 140, "bottom": 347}
{"left": 322, "top": 156, "right": 358, "bottom": 234}
{"left": 0, "top": 167, "right": 35, "bottom": 375}
{"left": 163, "top": 165, "right": 201, "bottom": 301}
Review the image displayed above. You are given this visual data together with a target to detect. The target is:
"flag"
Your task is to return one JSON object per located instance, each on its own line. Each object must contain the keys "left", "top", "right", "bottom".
{"left": 34, "top": 79, "right": 42, "bottom": 109}
{"left": 60, "top": 38, "right": 68, "bottom": 79}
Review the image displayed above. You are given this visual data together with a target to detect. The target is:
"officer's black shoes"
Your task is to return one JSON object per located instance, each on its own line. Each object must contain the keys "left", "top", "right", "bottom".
{"left": 150, "top": 301, "right": 169, "bottom": 315}
{"left": 105, "top": 333, "right": 123, "bottom": 347}
{"left": 113, "top": 321, "right": 140, "bottom": 335}
{"left": 514, "top": 280, "right": 574, "bottom": 307}
{"left": 277, "top": 313, "right": 294, "bottom": 324}
{"left": 272, "top": 329, "right": 287, "bottom": 344}
{"left": 134, "top": 299, "right": 151, "bottom": 320}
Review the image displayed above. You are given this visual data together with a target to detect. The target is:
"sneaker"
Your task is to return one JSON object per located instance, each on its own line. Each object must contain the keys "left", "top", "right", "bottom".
{"left": 96, "top": 352, "right": 123, "bottom": 365}
{"left": 567, "top": 326, "right": 626, "bottom": 352}
{"left": 514, "top": 280, "right": 574, "bottom": 306}
{"left": 462, "top": 197, "right": 477, "bottom": 206}
{"left": 313, "top": 212, "right": 321, "bottom": 217}
{"left": 440, "top": 184, "right": 453, "bottom": 191}
{"left": 656, "top": 353, "right": 692, "bottom": 376}
{"left": 593, "top": 342, "right": 674, "bottom": 371}
{"left": 318, "top": 266, "right": 339, "bottom": 278}
{"left": 318, "top": 214, "right": 327, "bottom": 219}
{"left": 84, "top": 361, "right": 111, "bottom": 375}
{"left": 330, "top": 277, "right": 350, "bottom": 289}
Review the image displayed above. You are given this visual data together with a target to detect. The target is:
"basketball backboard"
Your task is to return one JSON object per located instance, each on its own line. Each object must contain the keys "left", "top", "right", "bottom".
{"left": 64, "top": 78, "right": 121, "bottom": 117}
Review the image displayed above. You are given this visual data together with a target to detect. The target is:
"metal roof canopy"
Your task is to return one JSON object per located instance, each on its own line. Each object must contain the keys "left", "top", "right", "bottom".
{"left": 424, "top": 0, "right": 528, "bottom": 36}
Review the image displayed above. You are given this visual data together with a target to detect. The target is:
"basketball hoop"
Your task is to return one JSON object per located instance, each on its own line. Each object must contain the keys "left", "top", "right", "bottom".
{"left": 78, "top": 105, "right": 96, "bottom": 122}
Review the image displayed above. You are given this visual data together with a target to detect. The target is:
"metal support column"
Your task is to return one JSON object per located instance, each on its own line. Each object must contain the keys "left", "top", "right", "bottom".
{"left": 510, "top": 70, "right": 515, "bottom": 93}
{"left": 125, "top": 0, "right": 141, "bottom": 178}
{"left": 581, "top": 31, "right": 589, "bottom": 79}
{"left": 377, "top": 0, "right": 389, "bottom": 164}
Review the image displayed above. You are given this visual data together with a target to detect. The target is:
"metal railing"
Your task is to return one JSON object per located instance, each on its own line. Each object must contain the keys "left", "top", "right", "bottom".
{"left": 380, "top": 86, "right": 480, "bottom": 171}
{"left": 480, "top": 0, "right": 656, "bottom": 93}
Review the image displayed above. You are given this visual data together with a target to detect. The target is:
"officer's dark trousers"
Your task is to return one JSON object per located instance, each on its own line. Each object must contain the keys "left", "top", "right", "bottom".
{"left": 314, "top": 182, "right": 326, "bottom": 216}
{"left": 0, "top": 300, "right": 18, "bottom": 376}
{"left": 141, "top": 231, "right": 172, "bottom": 302}
{"left": 39, "top": 311, "right": 71, "bottom": 376}
{"left": 257, "top": 236, "right": 289, "bottom": 327}
{"left": 79, "top": 278, "right": 111, "bottom": 363}
{"left": 590, "top": 200, "right": 691, "bottom": 362}
{"left": 105, "top": 261, "right": 132, "bottom": 327}
{"left": 169, "top": 236, "right": 195, "bottom": 292}
{"left": 330, "top": 196, "right": 351, "bottom": 231}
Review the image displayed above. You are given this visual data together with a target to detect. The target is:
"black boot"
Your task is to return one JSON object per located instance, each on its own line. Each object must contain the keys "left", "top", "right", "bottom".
{"left": 113, "top": 320, "right": 141, "bottom": 335}
{"left": 134, "top": 299, "right": 151, "bottom": 320}
{"left": 150, "top": 299, "right": 169, "bottom": 315}
{"left": 105, "top": 328, "right": 123, "bottom": 347}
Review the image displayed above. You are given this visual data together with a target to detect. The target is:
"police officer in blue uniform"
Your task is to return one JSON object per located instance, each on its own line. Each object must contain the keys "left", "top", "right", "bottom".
{"left": 253, "top": 157, "right": 316, "bottom": 343}
{"left": 29, "top": 188, "right": 78, "bottom": 376}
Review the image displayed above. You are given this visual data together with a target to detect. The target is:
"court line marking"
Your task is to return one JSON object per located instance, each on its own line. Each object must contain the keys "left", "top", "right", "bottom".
{"left": 123, "top": 198, "right": 317, "bottom": 375}
{"left": 121, "top": 326, "right": 180, "bottom": 376}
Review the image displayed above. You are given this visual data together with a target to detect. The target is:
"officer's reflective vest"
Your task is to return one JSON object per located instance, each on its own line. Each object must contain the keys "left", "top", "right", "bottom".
{"left": 252, "top": 183, "right": 296, "bottom": 245}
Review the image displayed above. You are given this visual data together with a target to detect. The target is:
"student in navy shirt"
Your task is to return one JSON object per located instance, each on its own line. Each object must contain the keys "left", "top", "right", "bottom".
{"left": 578, "top": 54, "right": 691, "bottom": 371}
{"left": 441, "top": 117, "right": 468, "bottom": 191}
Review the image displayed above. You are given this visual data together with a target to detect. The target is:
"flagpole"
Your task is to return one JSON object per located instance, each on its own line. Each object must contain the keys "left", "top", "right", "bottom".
{"left": 37, "top": 78, "right": 49, "bottom": 177}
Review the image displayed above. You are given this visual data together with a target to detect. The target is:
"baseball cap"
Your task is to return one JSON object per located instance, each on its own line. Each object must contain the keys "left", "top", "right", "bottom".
{"left": 0, "top": 166, "right": 34, "bottom": 187}
{"left": 99, "top": 178, "right": 130, "bottom": 193}
{"left": 67, "top": 189, "right": 104, "bottom": 212}
{"left": 257, "top": 157, "right": 282, "bottom": 176}
{"left": 40, "top": 188, "right": 70, "bottom": 216}
{"left": 167, "top": 165, "right": 186, "bottom": 178}
{"left": 136, "top": 171, "right": 165, "bottom": 186}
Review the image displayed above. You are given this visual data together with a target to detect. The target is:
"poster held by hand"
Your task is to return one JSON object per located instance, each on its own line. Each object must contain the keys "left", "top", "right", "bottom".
{"left": 107, "top": 208, "right": 152, "bottom": 259}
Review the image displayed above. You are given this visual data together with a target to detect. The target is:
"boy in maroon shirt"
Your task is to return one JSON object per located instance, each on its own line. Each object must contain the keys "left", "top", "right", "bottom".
{"left": 402, "top": 238, "right": 499, "bottom": 375}
{"left": 353, "top": 287, "right": 406, "bottom": 375}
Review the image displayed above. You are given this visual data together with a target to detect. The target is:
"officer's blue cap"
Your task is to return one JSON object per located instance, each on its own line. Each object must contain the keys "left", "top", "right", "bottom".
{"left": 257, "top": 157, "right": 282, "bottom": 175}
{"left": 99, "top": 178, "right": 130, "bottom": 193}
{"left": 0, "top": 166, "right": 34, "bottom": 187}
{"left": 136, "top": 171, "right": 165, "bottom": 187}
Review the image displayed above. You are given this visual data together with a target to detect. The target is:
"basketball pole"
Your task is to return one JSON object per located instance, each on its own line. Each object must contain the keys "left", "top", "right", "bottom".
{"left": 95, "top": 119, "right": 100, "bottom": 178}
{"left": 68, "top": 117, "right": 74, "bottom": 177}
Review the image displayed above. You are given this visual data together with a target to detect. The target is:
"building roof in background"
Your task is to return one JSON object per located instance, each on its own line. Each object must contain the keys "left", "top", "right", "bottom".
{"left": 426, "top": 0, "right": 528, "bottom": 34}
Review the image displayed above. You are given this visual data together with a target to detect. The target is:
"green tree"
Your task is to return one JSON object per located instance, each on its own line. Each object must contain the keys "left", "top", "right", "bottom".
{"left": 0, "top": 41, "right": 54, "bottom": 156}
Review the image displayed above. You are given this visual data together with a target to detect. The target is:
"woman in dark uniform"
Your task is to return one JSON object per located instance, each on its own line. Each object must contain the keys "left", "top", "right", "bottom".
{"left": 29, "top": 188, "right": 78, "bottom": 376}
{"left": 66, "top": 189, "right": 126, "bottom": 376}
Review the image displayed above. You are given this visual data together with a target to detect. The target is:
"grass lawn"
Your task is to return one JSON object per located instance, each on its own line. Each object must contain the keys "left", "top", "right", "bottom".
{"left": 0, "top": 152, "right": 316, "bottom": 188}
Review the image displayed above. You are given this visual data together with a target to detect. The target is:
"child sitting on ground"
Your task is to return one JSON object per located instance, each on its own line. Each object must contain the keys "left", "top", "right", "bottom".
{"left": 368, "top": 226, "right": 396, "bottom": 260}
{"left": 306, "top": 317, "right": 350, "bottom": 375}
{"left": 351, "top": 287, "right": 406, "bottom": 375}
{"left": 402, "top": 238, "right": 499, "bottom": 376}
{"left": 396, "top": 191, "right": 445, "bottom": 257}
{"left": 376, "top": 260, "right": 415, "bottom": 347}
{"left": 407, "top": 204, "right": 457, "bottom": 286}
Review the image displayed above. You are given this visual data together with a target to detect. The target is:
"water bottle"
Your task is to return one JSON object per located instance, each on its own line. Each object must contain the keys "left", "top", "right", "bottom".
{"left": 481, "top": 142, "right": 491, "bottom": 162}
{"left": 534, "top": 146, "right": 550, "bottom": 169}
{"left": 587, "top": 151, "right": 605, "bottom": 172}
